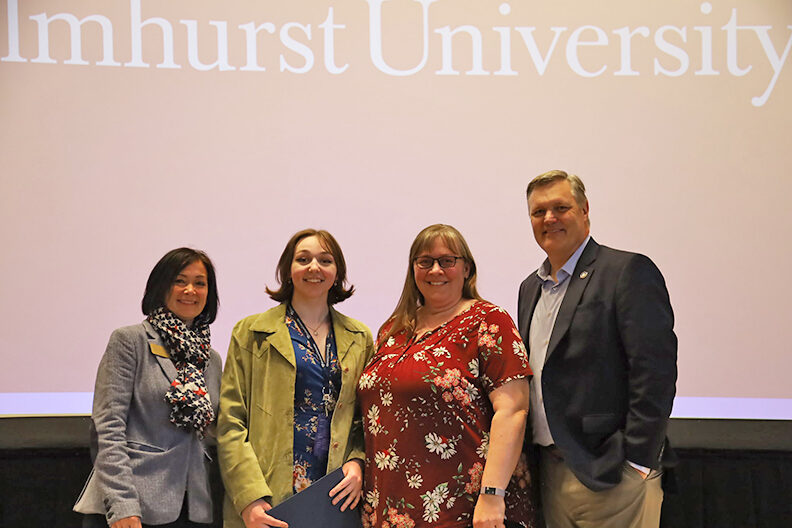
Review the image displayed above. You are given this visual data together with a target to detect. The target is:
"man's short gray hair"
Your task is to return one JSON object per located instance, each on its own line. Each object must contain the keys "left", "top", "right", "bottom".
{"left": 526, "top": 169, "right": 588, "bottom": 210}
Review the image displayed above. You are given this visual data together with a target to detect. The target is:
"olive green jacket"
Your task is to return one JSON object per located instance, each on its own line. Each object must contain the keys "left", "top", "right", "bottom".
{"left": 217, "top": 304, "right": 373, "bottom": 528}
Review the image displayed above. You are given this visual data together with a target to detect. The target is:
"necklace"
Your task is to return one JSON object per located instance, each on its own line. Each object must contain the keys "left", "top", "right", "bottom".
{"left": 303, "top": 315, "right": 328, "bottom": 336}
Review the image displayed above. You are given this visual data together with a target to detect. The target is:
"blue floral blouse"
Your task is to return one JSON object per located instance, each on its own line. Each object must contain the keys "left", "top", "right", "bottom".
{"left": 285, "top": 305, "right": 341, "bottom": 493}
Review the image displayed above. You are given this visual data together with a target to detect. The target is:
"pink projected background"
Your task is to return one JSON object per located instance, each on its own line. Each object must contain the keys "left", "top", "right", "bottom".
{"left": 1, "top": 0, "right": 791, "bottom": 418}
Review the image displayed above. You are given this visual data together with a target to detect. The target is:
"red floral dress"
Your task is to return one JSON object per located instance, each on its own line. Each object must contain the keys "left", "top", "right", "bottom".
{"left": 357, "top": 301, "right": 536, "bottom": 528}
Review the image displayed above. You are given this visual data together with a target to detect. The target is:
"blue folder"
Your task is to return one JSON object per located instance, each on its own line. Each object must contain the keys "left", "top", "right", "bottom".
{"left": 268, "top": 467, "right": 363, "bottom": 528}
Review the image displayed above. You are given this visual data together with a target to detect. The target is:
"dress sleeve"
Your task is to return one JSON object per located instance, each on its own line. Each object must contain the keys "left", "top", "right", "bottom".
{"left": 476, "top": 305, "right": 533, "bottom": 394}
{"left": 217, "top": 323, "right": 273, "bottom": 513}
{"left": 91, "top": 328, "right": 143, "bottom": 524}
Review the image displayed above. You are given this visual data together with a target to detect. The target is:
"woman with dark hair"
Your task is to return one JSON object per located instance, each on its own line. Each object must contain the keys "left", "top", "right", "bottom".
{"left": 358, "top": 224, "right": 537, "bottom": 528}
{"left": 74, "top": 248, "right": 223, "bottom": 528}
{"left": 218, "top": 229, "right": 373, "bottom": 528}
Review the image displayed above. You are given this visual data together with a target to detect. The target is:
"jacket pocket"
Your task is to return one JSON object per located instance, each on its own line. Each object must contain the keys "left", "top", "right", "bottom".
{"left": 582, "top": 413, "right": 619, "bottom": 434}
{"left": 126, "top": 439, "right": 165, "bottom": 453}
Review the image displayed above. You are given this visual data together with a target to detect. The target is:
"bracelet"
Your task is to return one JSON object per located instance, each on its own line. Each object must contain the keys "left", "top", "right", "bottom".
{"left": 479, "top": 486, "right": 506, "bottom": 497}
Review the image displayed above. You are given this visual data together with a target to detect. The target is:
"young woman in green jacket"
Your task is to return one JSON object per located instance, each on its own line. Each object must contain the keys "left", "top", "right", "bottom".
{"left": 217, "top": 229, "right": 373, "bottom": 528}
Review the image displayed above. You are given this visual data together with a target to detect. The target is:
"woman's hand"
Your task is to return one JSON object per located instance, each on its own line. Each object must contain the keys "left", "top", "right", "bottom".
{"left": 329, "top": 459, "right": 363, "bottom": 511}
{"left": 241, "top": 498, "right": 288, "bottom": 528}
{"left": 473, "top": 494, "right": 506, "bottom": 528}
{"left": 111, "top": 516, "right": 142, "bottom": 528}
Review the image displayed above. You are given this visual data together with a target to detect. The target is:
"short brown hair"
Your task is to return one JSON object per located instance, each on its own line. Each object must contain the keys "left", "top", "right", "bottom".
{"left": 266, "top": 229, "right": 354, "bottom": 305}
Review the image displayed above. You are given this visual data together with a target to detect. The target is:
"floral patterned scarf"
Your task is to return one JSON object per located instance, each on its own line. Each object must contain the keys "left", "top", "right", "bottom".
{"left": 147, "top": 307, "right": 214, "bottom": 437}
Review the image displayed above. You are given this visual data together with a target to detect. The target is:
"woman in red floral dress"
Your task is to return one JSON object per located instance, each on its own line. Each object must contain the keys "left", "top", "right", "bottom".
{"left": 358, "top": 224, "right": 536, "bottom": 528}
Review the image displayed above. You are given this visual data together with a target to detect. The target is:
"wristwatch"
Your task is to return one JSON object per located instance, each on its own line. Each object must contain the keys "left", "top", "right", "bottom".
{"left": 479, "top": 486, "right": 506, "bottom": 497}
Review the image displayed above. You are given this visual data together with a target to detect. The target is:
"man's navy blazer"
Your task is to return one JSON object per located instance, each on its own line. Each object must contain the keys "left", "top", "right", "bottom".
{"left": 518, "top": 238, "right": 677, "bottom": 491}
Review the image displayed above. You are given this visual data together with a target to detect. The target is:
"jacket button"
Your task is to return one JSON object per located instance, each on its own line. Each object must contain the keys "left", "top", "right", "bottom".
{"left": 337, "top": 403, "right": 343, "bottom": 409}
{"left": 332, "top": 441, "right": 339, "bottom": 449}
{"left": 343, "top": 367, "right": 349, "bottom": 373}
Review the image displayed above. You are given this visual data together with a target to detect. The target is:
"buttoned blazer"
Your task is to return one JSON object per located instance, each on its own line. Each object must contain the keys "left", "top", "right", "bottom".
{"left": 518, "top": 238, "right": 677, "bottom": 491}
{"left": 217, "top": 303, "right": 374, "bottom": 528}
{"left": 73, "top": 321, "right": 222, "bottom": 525}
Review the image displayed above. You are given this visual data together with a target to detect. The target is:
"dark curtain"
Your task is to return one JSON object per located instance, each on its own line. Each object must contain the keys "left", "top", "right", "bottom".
{"left": 1, "top": 448, "right": 791, "bottom": 528}
{"left": 660, "top": 449, "right": 792, "bottom": 528}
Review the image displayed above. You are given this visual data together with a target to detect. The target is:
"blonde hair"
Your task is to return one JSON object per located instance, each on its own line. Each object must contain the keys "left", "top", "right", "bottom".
{"left": 379, "top": 224, "right": 483, "bottom": 346}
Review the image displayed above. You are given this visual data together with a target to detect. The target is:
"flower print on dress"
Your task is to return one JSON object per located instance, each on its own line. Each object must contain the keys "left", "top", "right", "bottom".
{"left": 512, "top": 339, "right": 529, "bottom": 368}
{"left": 412, "top": 350, "right": 428, "bottom": 361}
{"left": 386, "top": 506, "right": 417, "bottom": 528}
{"left": 467, "top": 358, "right": 480, "bottom": 377}
{"left": 432, "top": 368, "right": 462, "bottom": 389}
{"left": 421, "top": 482, "right": 450, "bottom": 522}
{"left": 463, "top": 462, "right": 484, "bottom": 494}
{"left": 406, "top": 472, "right": 423, "bottom": 489}
{"left": 374, "top": 442, "right": 400, "bottom": 470}
{"left": 361, "top": 504, "right": 375, "bottom": 528}
{"left": 476, "top": 432, "right": 490, "bottom": 459}
{"left": 431, "top": 368, "right": 477, "bottom": 407}
{"left": 358, "top": 371, "right": 378, "bottom": 390}
{"left": 425, "top": 432, "right": 458, "bottom": 460}
{"left": 357, "top": 301, "right": 537, "bottom": 528}
{"left": 285, "top": 305, "right": 341, "bottom": 494}
{"left": 365, "top": 488, "right": 380, "bottom": 508}
{"left": 367, "top": 405, "right": 385, "bottom": 436}
{"left": 431, "top": 346, "right": 451, "bottom": 358}
{"left": 293, "top": 460, "right": 312, "bottom": 493}
{"left": 477, "top": 322, "right": 503, "bottom": 359}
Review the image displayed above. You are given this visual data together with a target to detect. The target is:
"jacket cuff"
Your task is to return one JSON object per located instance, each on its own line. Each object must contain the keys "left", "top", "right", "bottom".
{"left": 107, "top": 501, "right": 142, "bottom": 526}
{"left": 233, "top": 483, "right": 274, "bottom": 516}
{"left": 346, "top": 448, "right": 366, "bottom": 463}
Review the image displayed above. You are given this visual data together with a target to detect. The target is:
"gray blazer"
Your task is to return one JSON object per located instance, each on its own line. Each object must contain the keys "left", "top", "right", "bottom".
{"left": 74, "top": 321, "right": 222, "bottom": 525}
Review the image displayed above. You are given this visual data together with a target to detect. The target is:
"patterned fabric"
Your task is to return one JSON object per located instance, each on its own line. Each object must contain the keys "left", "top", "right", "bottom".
{"left": 285, "top": 305, "right": 341, "bottom": 493}
{"left": 147, "top": 307, "right": 214, "bottom": 437}
{"left": 358, "top": 301, "right": 536, "bottom": 528}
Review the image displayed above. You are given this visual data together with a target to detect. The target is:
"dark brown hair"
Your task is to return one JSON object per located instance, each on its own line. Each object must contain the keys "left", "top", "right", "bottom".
{"left": 141, "top": 248, "right": 219, "bottom": 324}
{"left": 266, "top": 229, "right": 354, "bottom": 305}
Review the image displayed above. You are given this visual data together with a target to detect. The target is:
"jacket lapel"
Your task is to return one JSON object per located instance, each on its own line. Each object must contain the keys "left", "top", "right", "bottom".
{"left": 249, "top": 304, "right": 296, "bottom": 367}
{"left": 545, "top": 239, "right": 599, "bottom": 362}
{"left": 267, "top": 325, "right": 296, "bottom": 368}
{"left": 332, "top": 309, "right": 360, "bottom": 365}
{"left": 144, "top": 320, "right": 179, "bottom": 382}
{"left": 520, "top": 275, "right": 542, "bottom": 340}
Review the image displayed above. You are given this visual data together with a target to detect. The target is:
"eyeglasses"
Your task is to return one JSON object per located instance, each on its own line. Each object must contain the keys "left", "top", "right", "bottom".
{"left": 413, "top": 256, "right": 465, "bottom": 269}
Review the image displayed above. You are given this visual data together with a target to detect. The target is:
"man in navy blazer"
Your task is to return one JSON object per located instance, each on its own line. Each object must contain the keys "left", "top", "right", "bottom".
{"left": 518, "top": 170, "right": 677, "bottom": 528}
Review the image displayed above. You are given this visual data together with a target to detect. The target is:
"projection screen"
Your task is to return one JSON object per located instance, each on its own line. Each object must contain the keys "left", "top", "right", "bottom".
{"left": 1, "top": 0, "right": 791, "bottom": 419}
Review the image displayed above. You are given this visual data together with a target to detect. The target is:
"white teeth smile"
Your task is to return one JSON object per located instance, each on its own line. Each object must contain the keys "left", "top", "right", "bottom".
{"left": 305, "top": 278, "right": 323, "bottom": 283}
{"left": 428, "top": 282, "right": 446, "bottom": 285}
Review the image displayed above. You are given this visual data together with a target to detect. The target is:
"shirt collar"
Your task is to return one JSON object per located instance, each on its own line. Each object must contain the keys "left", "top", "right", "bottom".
{"left": 537, "top": 235, "right": 591, "bottom": 284}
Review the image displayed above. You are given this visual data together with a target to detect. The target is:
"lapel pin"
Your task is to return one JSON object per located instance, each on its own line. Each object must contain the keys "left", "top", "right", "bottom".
{"left": 579, "top": 271, "right": 589, "bottom": 279}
